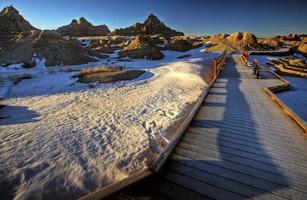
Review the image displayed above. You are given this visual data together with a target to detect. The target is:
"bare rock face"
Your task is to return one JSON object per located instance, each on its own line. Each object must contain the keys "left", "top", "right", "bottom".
{"left": 227, "top": 32, "right": 260, "bottom": 50}
{"left": 210, "top": 34, "right": 229, "bottom": 40}
{"left": 281, "top": 33, "right": 301, "bottom": 41}
{"left": 166, "top": 37, "right": 194, "bottom": 52}
{"left": 298, "top": 43, "right": 307, "bottom": 56}
{"left": 0, "top": 30, "right": 107, "bottom": 67}
{"left": 258, "top": 38, "right": 281, "bottom": 49}
{"left": 0, "top": 5, "right": 37, "bottom": 36}
{"left": 56, "top": 17, "right": 110, "bottom": 37}
{"left": 206, "top": 32, "right": 260, "bottom": 52}
{"left": 118, "top": 35, "right": 164, "bottom": 60}
{"left": 111, "top": 14, "right": 184, "bottom": 37}
{"left": 85, "top": 36, "right": 133, "bottom": 53}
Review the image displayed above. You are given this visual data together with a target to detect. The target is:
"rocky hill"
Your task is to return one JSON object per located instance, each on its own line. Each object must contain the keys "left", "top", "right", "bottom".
{"left": 111, "top": 14, "right": 184, "bottom": 37}
{"left": 118, "top": 35, "right": 164, "bottom": 60}
{"left": 206, "top": 32, "right": 260, "bottom": 52}
{"left": 0, "top": 5, "right": 37, "bottom": 36}
{"left": 226, "top": 32, "right": 260, "bottom": 50}
{"left": 56, "top": 17, "right": 110, "bottom": 37}
{"left": 0, "top": 30, "right": 106, "bottom": 67}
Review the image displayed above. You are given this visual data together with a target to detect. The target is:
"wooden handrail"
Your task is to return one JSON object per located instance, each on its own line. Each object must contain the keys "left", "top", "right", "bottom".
{"left": 242, "top": 54, "right": 306, "bottom": 133}
{"left": 242, "top": 51, "right": 251, "bottom": 67}
{"left": 252, "top": 59, "right": 270, "bottom": 79}
{"left": 151, "top": 50, "right": 228, "bottom": 172}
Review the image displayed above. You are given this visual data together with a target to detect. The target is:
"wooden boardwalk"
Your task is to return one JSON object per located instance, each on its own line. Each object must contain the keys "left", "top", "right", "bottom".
{"left": 109, "top": 54, "right": 307, "bottom": 200}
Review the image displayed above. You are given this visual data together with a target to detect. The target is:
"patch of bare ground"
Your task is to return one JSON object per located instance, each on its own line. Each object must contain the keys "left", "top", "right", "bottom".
{"left": 78, "top": 66, "right": 145, "bottom": 83}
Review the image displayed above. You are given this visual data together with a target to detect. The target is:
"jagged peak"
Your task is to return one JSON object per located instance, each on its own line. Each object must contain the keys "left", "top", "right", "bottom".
{"left": 144, "top": 14, "right": 162, "bottom": 25}
{"left": 71, "top": 17, "right": 92, "bottom": 25}
{"left": 1, "top": 5, "right": 19, "bottom": 15}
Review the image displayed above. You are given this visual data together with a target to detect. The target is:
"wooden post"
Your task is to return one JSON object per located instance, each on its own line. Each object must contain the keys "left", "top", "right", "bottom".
{"left": 254, "top": 64, "right": 257, "bottom": 75}
{"left": 213, "top": 59, "right": 217, "bottom": 77}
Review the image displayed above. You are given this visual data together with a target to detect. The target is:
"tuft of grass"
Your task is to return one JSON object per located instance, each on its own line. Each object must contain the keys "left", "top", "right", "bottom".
{"left": 79, "top": 69, "right": 145, "bottom": 84}
{"left": 80, "top": 65, "right": 126, "bottom": 76}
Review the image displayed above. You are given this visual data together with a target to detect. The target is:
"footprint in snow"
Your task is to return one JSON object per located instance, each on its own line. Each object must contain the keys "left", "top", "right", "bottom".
{"left": 142, "top": 120, "right": 157, "bottom": 134}
{"left": 159, "top": 110, "right": 176, "bottom": 117}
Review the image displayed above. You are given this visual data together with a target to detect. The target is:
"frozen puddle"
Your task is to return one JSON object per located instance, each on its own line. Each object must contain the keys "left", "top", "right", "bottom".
{"left": 0, "top": 48, "right": 218, "bottom": 199}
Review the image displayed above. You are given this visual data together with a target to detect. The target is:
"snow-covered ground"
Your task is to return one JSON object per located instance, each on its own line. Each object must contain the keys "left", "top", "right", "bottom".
{"left": 249, "top": 55, "right": 307, "bottom": 122}
{"left": 0, "top": 47, "right": 219, "bottom": 199}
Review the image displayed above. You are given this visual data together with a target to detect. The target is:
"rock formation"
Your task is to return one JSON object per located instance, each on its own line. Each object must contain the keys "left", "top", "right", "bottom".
{"left": 257, "top": 38, "right": 281, "bottom": 49}
{"left": 56, "top": 17, "right": 110, "bottom": 37}
{"left": 206, "top": 32, "right": 260, "bottom": 52}
{"left": 298, "top": 43, "right": 307, "bottom": 56}
{"left": 226, "top": 32, "right": 260, "bottom": 50}
{"left": 111, "top": 14, "right": 184, "bottom": 37}
{"left": 0, "top": 30, "right": 107, "bottom": 67}
{"left": 0, "top": 5, "right": 37, "bottom": 36}
{"left": 118, "top": 35, "right": 164, "bottom": 60}
{"left": 166, "top": 36, "right": 203, "bottom": 52}
{"left": 268, "top": 58, "right": 307, "bottom": 77}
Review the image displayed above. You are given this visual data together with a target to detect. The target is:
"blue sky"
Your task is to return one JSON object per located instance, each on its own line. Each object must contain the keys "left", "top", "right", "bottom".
{"left": 1, "top": 0, "right": 306, "bottom": 37}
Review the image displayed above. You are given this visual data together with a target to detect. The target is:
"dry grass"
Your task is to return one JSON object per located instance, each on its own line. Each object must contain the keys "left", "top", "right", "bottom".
{"left": 79, "top": 69, "right": 145, "bottom": 83}
{"left": 80, "top": 65, "right": 125, "bottom": 76}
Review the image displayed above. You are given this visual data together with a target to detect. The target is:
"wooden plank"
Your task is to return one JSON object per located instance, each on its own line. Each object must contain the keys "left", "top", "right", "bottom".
{"left": 188, "top": 127, "right": 303, "bottom": 152}
{"left": 185, "top": 131, "right": 307, "bottom": 160}
{"left": 172, "top": 148, "right": 307, "bottom": 191}
{"left": 164, "top": 171, "right": 246, "bottom": 200}
{"left": 191, "top": 121, "right": 297, "bottom": 143}
{"left": 194, "top": 109, "right": 299, "bottom": 135}
{"left": 171, "top": 152, "right": 307, "bottom": 192}
{"left": 171, "top": 154, "right": 307, "bottom": 199}
{"left": 181, "top": 137, "right": 307, "bottom": 167}
{"left": 176, "top": 144, "right": 307, "bottom": 183}
{"left": 179, "top": 141, "right": 307, "bottom": 175}
{"left": 188, "top": 127, "right": 302, "bottom": 151}
{"left": 167, "top": 161, "right": 286, "bottom": 200}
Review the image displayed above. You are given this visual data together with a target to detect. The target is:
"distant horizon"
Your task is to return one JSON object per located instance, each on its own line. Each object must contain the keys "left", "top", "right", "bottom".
{"left": 1, "top": 0, "right": 307, "bottom": 37}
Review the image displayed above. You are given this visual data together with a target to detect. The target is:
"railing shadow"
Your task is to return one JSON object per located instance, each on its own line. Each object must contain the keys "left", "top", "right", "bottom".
{"left": 173, "top": 55, "right": 290, "bottom": 198}
{"left": 105, "top": 55, "right": 293, "bottom": 199}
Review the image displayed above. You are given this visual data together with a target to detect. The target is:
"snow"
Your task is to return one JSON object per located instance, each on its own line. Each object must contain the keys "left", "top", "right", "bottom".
{"left": 155, "top": 44, "right": 165, "bottom": 48}
{"left": 0, "top": 46, "right": 219, "bottom": 199}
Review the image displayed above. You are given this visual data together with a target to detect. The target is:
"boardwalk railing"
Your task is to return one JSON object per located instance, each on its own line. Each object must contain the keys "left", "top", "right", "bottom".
{"left": 242, "top": 50, "right": 251, "bottom": 66}
{"left": 249, "top": 48, "right": 291, "bottom": 56}
{"left": 79, "top": 51, "right": 228, "bottom": 200}
{"left": 152, "top": 50, "right": 227, "bottom": 172}
{"left": 213, "top": 50, "right": 227, "bottom": 77}
{"left": 242, "top": 53, "right": 307, "bottom": 133}
{"left": 252, "top": 59, "right": 270, "bottom": 79}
